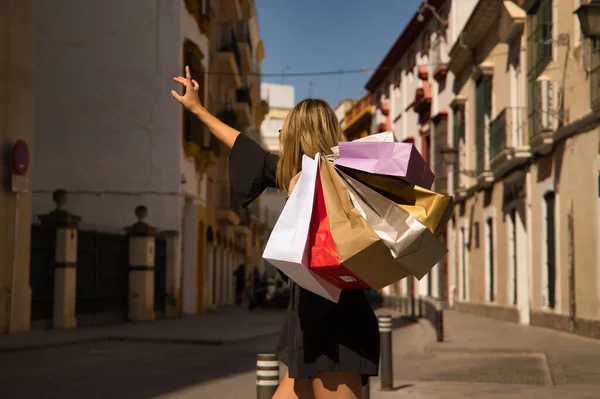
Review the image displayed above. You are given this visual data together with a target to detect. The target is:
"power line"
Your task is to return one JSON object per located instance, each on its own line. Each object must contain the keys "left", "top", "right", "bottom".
{"left": 194, "top": 50, "right": 519, "bottom": 78}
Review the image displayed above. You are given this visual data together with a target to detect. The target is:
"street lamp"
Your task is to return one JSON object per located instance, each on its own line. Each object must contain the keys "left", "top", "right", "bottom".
{"left": 440, "top": 146, "right": 477, "bottom": 177}
{"left": 417, "top": 1, "right": 449, "bottom": 27}
{"left": 575, "top": 0, "right": 600, "bottom": 41}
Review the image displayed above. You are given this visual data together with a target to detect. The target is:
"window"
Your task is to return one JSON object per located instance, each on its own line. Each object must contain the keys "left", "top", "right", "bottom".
{"left": 475, "top": 74, "right": 492, "bottom": 176}
{"left": 527, "top": 0, "right": 553, "bottom": 138}
{"left": 460, "top": 226, "right": 467, "bottom": 300}
{"left": 422, "top": 31, "right": 431, "bottom": 56}
{"left": 591, "top": 41, "right": 600, "bottom": 109}
{"left": 544, "top": 192, "right": 556, "bottom": 309}
{"left": 407, "top": 50, "right": 416, "bottom": 73}
{"left": 183, "top": 42, "right": 206, "bottom": 147}
{"left": 510, "top": 209, "right": 518, "bottom": 305}
{"left": 486, "top": 217, "right": 495, "bottom": 302}
{"left": 527, "top": 0, "right": 552, "bottom": 79}
{"left": 453, "top": 104, "right": 465, "bottom": 190}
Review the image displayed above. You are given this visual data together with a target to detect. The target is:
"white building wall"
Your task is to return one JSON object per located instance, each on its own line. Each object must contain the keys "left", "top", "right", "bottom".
{"left": 33, "top": 0, "right": 186, "bottom": 232}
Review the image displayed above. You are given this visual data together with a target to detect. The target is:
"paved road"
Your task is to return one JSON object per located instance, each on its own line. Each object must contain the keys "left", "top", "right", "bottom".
{"left": 3, "top": 308, "right": 600, "bottom": 398}
{"left": 0, "top": 333, "right": 279, "bottom": 399}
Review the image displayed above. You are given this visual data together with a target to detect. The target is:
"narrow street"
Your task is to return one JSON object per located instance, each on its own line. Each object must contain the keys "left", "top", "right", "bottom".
{"left": 2, "top": 307, "right": 600, "bottom": 398}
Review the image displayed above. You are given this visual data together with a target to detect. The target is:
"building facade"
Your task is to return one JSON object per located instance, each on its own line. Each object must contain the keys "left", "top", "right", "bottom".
{"left": 0, "top": 0, "right": 35, "bottom": 334}
{"left": 364, "top": 0, "right": 478, "bottom": 303}
{"left": 446, "top": 0, "right": 600, "bottom": 338}
{"left": 0, "top": 0, "right": 268, "bottom": 332}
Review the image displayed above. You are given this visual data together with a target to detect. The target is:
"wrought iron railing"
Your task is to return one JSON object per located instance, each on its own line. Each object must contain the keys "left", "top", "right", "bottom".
{"left": 489, "top": 107, "right": 527, "bottom": 161}
{"left": 235, "top": 20, "right": 252, "bottom": 51}
{"left": 219, "top": 24, "right": 242, "bottom": 73}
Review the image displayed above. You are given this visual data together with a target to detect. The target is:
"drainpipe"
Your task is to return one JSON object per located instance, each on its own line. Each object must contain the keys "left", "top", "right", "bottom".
{"left": 568, "top": 198, "right": 576, "bottom": 333}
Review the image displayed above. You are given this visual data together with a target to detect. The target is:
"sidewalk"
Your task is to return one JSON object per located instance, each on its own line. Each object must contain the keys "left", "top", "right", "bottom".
{"left": 367, "top": 310, "right": 600, "bottom": 398}
{"left": 0, "top": 307, "right": 286, "bottom": 352}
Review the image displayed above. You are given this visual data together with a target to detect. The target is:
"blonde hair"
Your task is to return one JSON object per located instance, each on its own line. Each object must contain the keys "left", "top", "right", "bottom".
{"left": 276, "top": 98, "right": 344, "bottom": 192}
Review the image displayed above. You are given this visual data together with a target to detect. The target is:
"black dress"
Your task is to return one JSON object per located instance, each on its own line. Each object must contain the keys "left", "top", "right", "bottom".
{"left": 229, "top": 133, "right": 380, "bottom": 385}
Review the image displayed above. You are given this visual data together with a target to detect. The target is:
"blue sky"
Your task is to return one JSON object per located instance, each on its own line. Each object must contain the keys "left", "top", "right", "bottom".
{"left": 255, "top": 0, "right": 422, "bottom": 107}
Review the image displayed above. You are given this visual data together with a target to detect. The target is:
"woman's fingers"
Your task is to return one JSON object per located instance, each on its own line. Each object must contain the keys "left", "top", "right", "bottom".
{"left": 192, "top": 79, "right": 199, "bottom": 90}
{"left": 173, "top": 77, "right": 187, "bottom": 85}
{"left": 185, "top": 66, "right": 192, "bottom": 85}
{"left": 171, "top": 90, "right": 184, "bottom": 102}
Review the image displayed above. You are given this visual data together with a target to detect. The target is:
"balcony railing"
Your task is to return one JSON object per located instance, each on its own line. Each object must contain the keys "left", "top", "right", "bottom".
{"left": 344, "top": 94, "right": 372, "bottom": 126}
{"left": 489, "top": 107, "right": 527, "bottom": 161}
{"left": 219, "top": 25, "right": 242, "bottom": 73}
{"left": 235, "top": 20, "right": 252, "bottom": 51}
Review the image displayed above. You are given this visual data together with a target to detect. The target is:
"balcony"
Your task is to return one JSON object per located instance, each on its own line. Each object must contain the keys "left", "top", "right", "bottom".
{"left": 220, "top": 0, "right": 242, "bottom": 22}
{"left": 216, "top": 180, "right": 241, "bottom": 226}
{"left": 235, "top": 21, "right": 253, "bottom": 75}
{"left": 343, "top": 94, "right": 373, "bottom": 140}
{"left": 234, "top": 87, "right": 253, "bottom": 127}
{"left": 218, "top": 25, "right": 242, "bottom": 87}
{"left": 489, "top": 107, "right": 530, "bottom": 178}
{"left": 431, "top": 37, "right": 448, "bottom": 81}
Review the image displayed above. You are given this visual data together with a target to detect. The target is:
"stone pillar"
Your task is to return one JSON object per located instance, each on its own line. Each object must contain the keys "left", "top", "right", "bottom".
{"left": 124, "top": 205, "right": 157, "bottom": 321}
{"left": 39, "top": 189, "right": 81, "bottom": 330}
{"left": 160, "top": 230, "right": 181, "bottom": 319}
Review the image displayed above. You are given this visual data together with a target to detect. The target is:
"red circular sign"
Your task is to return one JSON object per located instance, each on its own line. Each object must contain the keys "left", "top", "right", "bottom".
{"left": 13, "top": 139, "right": 30, "bottom": 175}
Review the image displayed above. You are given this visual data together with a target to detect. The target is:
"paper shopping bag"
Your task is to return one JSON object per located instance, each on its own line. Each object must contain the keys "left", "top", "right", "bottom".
{"left": 335, "top": 166, "right": 454, "bottom": 237}
{"left": 334, "top": 141, "right": 435, "bottom": 189}
{"left": 336, "top": 168, "right": 447, "bottom": 280}
{"left": 318, "top": 157, "right": 410, "bottom": 289}
{"left": 262, "top": 154, "right": 341, "bottom": 302}
{"left": 308, "top": 172, "right": 369, "bottom": 289}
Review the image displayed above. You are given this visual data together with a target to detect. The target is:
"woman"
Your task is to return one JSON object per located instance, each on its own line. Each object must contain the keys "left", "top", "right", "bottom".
{"left": 172, "top": 67, "right": 379, "bottom": 399}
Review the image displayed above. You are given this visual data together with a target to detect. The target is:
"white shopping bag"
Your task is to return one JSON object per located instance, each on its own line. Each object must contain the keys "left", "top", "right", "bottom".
{"left": 262, "top": 154, "right": 342, "bottom": 302}
{"left": 330, "top": 131, "right": 397, "bottom": 159}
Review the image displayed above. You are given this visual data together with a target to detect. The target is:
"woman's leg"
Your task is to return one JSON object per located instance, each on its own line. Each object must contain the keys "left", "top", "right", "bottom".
{"left": 311, "top": 372, "right": 362, "bottom": 399}
{"left": 272, "top": 370, "right": 315, "bottom": 399}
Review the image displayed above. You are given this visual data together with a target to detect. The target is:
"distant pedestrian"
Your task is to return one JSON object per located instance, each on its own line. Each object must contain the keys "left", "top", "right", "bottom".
{"left": 233, "top": 263, "right": 246, "bottom": 306}
{"left": 173, "top": 67, "right": 374, "bottom": 399}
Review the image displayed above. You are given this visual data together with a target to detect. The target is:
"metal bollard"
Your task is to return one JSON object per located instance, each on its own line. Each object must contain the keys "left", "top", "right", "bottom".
{"left": 378, "top": 315, "right": 393, "bottom": 391}
{"left": 256, "top": 354, "right": 279, "bottom": 399}
{"left": 435, "top": 299, "right": 444, "bottom": 342}
{"left": 362, "top": 377, "right": 370, "bottom": 399}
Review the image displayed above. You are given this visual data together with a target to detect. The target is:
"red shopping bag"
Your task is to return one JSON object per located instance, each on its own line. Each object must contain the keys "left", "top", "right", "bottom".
{"left": 309, "top": 173, "right": 369, "bottom": 289}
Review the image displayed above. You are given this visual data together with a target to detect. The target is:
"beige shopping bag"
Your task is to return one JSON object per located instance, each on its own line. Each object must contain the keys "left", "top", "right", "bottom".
{"left": 318, "top": 157, "right": 410, "bottom": 289}
{"left": 336, "top": 168, "right": 447, "bottom": 280}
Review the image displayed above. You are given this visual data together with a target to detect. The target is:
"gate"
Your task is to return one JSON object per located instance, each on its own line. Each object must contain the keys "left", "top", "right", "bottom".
{"left": 154, "top": 237, "right": 167, "bottom": 316}
{"left": 76, "top": 230, "right": 129, "bottom": 325}
{"left": 29, "top": 225, "right": 56, "bottom": 326}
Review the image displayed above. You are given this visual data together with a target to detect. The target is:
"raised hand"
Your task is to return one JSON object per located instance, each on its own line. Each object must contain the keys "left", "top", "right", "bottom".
{"left": 171, "top": 66, "right": 202, "bottom": 111}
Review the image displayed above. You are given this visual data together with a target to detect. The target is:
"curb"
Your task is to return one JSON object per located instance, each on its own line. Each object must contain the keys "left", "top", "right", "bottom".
{"left": 424, "top": 345, "right": 541, "bottom": 354}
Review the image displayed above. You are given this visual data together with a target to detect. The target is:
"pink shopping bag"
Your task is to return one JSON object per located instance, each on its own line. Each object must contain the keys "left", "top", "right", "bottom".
{"left": 333, "top": 141, "right": 435, "bottom": 189}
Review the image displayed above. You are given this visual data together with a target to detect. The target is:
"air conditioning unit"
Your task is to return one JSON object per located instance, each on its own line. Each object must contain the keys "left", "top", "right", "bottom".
{"left": 537, "top": 79, "right": 567, "bottom": 132}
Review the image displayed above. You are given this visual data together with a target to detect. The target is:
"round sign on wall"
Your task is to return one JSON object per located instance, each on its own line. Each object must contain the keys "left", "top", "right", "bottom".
{"left": 12, "top": 139, "right": 30, "bottom": 175}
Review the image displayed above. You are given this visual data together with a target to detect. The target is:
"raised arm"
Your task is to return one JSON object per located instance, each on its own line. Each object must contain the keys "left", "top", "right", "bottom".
{"left": 171, "top": 66, "right": 240, "bottom": 149}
